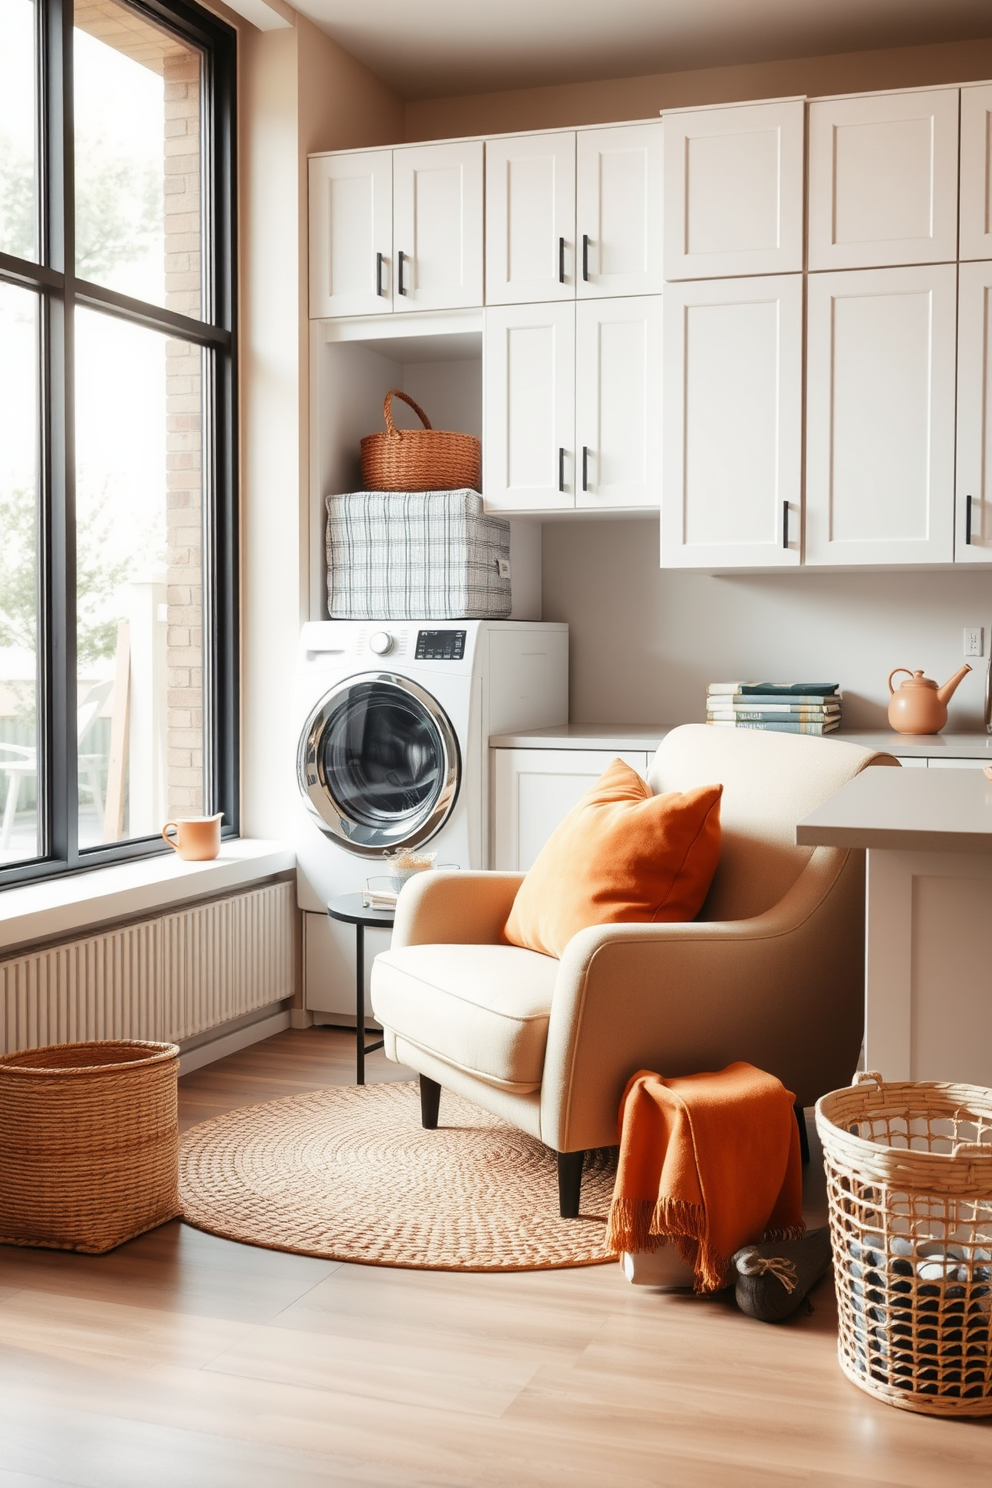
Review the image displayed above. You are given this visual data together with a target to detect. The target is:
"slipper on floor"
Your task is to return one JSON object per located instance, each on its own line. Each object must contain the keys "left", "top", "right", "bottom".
{"left": 731, "top": 1226, "right": 833, "bottom": 1322}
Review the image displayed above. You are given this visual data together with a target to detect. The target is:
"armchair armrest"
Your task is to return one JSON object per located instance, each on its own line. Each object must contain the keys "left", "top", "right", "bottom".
{"left": 540, "top": 845, "right": 864, "bottom": 1151}
{"left": 391, "top": 869, "right": 525, "bottom": 950}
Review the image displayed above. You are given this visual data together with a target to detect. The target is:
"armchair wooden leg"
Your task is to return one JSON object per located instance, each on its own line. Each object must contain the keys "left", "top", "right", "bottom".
{"left": 794, "top": 1102, "right": 810, "bottom": 1165}
{"left": 420, "top": 1075, "right": 441, "bottom": 1130}
{"left": 557, "top": 1149, "right": 585, "bottom": 1218}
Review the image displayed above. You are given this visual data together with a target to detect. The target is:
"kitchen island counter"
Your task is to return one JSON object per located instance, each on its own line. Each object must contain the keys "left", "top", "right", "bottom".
{"left": 798, "top": 764, "right": 992, "bottom": 1090}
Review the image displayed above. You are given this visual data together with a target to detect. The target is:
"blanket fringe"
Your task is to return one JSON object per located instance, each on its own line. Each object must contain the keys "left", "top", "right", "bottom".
{"left": 607, "top": 1195, "right": 731, "bottom": 1293}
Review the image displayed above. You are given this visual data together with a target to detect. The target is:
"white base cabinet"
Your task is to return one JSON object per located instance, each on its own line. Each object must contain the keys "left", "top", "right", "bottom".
{"left": 661, "top": 275, "right": 802, "bottom": 568}
{"left": 492, "top": 748, "right": 650, "bottom": 871}
{"left": 804, "top": 265, "right": 957, "bottom": 567}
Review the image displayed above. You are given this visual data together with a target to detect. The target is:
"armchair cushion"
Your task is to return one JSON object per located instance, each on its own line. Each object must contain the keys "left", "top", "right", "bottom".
{"left": 504, "top": 759, "right": 723, "bottom": 960}
{"left": 372, "top": 943, "right": 558, "bottom": 1092}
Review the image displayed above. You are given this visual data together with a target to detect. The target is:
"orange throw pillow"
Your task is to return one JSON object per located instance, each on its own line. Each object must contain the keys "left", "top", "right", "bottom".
{"left": 503, "top": 759, "right": 722, "bottom": 960}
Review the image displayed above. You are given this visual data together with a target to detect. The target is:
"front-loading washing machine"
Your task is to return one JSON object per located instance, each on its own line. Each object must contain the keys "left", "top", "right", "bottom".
{"left": 294, "top": 619, "right": 568, "bottom": 1021}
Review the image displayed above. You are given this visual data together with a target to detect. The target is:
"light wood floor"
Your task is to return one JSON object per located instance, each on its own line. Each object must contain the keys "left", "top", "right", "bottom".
{"left": 1, "top": 1028, "right": 989, "bottom": 1487}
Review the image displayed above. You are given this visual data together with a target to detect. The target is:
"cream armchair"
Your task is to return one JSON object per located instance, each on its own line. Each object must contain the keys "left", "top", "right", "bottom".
{"left": 371, "top": 724, "right": 897, "bottom": 1216}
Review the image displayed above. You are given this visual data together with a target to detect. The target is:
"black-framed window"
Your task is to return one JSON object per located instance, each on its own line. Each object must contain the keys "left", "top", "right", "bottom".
{"left": 0, "top": 0, "right": 237, "bottom": 884}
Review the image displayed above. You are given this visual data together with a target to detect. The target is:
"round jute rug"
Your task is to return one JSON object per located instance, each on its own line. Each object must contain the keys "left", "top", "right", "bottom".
{"left": 179, "top": 1080, "right": 618, "bottom": 1271}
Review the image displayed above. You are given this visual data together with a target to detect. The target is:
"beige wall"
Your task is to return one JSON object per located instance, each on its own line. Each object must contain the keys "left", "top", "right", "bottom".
{"left": 406, "top": 35, "right": 992, "bottom": 140}
{"left": 542, "top": 520, "right": 992, "bottom": 734}
{"left": 237, "top": 16, "right": 402, "bottom": 839}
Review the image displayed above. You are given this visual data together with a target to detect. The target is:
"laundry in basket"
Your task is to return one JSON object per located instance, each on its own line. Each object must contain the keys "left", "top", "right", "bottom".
{"left": 325, "top": 489, "right": 512, "bottom": 620}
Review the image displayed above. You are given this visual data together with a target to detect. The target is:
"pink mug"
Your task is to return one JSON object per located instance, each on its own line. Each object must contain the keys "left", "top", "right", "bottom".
{"left": 161, "top": 813, "right": 223, "bottom": 861}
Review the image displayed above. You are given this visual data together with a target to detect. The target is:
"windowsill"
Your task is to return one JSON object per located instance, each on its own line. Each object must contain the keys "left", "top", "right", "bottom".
{"left": 0, "top": 839, "right": 296, "bottom": 953}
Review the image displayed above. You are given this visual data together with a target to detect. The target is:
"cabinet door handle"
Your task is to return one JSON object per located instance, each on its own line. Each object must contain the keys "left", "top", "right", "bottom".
{"left": 782, "top": 500, "right": 790, "bottom": 550}
{"left": 582, "top": 233, "right": 590, "bottom": 281}
{"left": 375, "top": 251, "right": 384, "bottom": 297}
{"left": 397, "top": 250, "right": 407, "bottom": 296}
{"left": 558, "top": 236, "right": 565, "bottom": 284}
{"left": 966, "top": 493, "right": 974, "bottom": 545}
{"left": 558, "top": 447, "right": 565, "bottom": 493}
{"left": 582, "top": 446, "right": 590, "bottom": 492}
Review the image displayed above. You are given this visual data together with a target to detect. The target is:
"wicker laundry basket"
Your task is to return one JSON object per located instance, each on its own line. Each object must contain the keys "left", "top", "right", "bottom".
{"left": 815, "top": 1072, "right": 992, "bottom": 1416}
{"left": 0, "top": 1040, "right": 181, "bottom": 1254}
{"left": 360, "top": 390, "right": 481, "bottom": 493}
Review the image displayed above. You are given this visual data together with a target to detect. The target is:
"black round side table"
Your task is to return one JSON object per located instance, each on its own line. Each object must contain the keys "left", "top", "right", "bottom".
{"left": 326, "top": 893, "right": 396, "bottom": 1085}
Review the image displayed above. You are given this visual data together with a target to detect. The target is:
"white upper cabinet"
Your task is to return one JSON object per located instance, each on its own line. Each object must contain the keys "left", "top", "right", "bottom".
{"left": 484, "top": 302, "right": 576, "bottom": 512}
{"left": 309, "top": 151, "right": 392, "bottom": 319}
{"left": 575, "top": 297, "right": 661, "bottom": 510}
{"left": 661, "top": 275, "right": 802, "bottom": 568}
{"left": 807, "top": 89, "right": 959, "bottom": 271}
{"left": 960, "top": 84, "right": 992, "bottom": 261}
{"left": 485, "top": 133, "right": 576, "bottom": 304}
{"left": 392, "top": 141, "right": 484, "bottom": 311}
{"left": 956, "top": 261, "right": 992, "bottom": 563}
{"left": 663, "top": 100, "right": 804, "bottom": 280}
{"left": 575, "top": 123, "right": 663, "bottom": 298}
{"left": 805, "top": 265, "right": 957, "bottom": 566}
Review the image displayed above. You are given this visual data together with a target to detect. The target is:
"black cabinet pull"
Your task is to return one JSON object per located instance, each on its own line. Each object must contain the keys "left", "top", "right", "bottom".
{"left": 558, "top": 236, "right": 565, "bottom": 284}
{"left": 782, "top": 500, "right": 790, "bottom": 550}
{"left": 582, "top": 446, "right": 590, "bottom": 491}
{"left": 582, "top": 233, "right": 590, "bottom": 281}
{"left": 397, "top": 250, "right": 407, "bottom": 296}
{"left": 375, "top": 251, "right": 384, "bottom": 297}
{"left": 966, "top": 493, "right": 974, "bottom": 545}
{"left": 558, "top": 447, "right": 565, "bottom": 493}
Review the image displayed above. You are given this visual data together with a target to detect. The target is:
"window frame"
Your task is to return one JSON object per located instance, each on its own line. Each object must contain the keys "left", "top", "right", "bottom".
{"left": 0, "top": 0, "right": 239, "bottom": 885}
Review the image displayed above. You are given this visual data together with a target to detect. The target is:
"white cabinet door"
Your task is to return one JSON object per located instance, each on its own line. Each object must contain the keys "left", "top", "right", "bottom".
{"left": 961, "top": 85, "right": 992, "bottom": 261}
{"left": 575, "top": 297, "right": 661, "bottom": 511}
{"left": 663, "top": 100, "right": 804, "bottom": 280}
{"left": 492, "top": 748, "right": 650, "bottom": 871}
{"left": 486, "top": 133, "right": 576, "bottom": 305}
{"left": 575, "top": 123, "right": 663, "bottom": 299}
{"left": 807, "top": 90, "right": 959, "bottom": 270}
{"left": 805, "top": 265, "right": 957, "bottom": 566}
{"left": 661, "top": 275, "right": 802, "bottom": 568}
{"left": 484, "top": 303, "right": 575, "bottom": 512}
{"left": 956, "top": 261, "right": 992, "bottom": 563}
{"left": 309, "top": 151, "right": 392, "bottom": 319}
{"left": 393, "top": 141, "right": 484, "bottom": 310}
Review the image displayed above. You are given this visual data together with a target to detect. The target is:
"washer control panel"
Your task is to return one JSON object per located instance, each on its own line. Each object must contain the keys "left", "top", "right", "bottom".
{"left": 415, "top": 629, "right": 466, "bottom": 661}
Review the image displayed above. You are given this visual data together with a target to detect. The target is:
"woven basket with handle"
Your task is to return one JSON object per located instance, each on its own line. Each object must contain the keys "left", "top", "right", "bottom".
{"left": 0, "top": 1039, "right": 181, "bottom": 1254}
{"left": 360, "top": 390, "right": 481, "bottom": 493}
{"left": 815, "top": 1072, "right": 992, "bottom": 1416}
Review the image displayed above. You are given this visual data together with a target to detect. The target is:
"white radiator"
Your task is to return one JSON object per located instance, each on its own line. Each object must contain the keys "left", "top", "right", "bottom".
{"left": 0, "top": 880, "right": 296, "bottom": 1056}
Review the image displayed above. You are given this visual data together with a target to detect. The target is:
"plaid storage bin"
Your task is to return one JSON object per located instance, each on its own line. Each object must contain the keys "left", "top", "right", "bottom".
{"left": 325, "top": 489, "right": 512, "bottom": 620}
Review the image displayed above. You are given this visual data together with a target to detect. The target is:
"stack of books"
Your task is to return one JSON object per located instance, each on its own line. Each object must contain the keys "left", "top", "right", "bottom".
{"left": 706, "top": 682, "right": 842, "bottom": 735}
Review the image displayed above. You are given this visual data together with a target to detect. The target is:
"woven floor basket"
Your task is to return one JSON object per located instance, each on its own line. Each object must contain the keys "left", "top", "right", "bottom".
{"left": 360, "top": 390, "right": 481, "bottom": 493}
{"left": 0, "top": 1040, "right": 181, "bottom": 1254}
{"left": 815, "top": 1072, "right": 992, "bottom": 1416}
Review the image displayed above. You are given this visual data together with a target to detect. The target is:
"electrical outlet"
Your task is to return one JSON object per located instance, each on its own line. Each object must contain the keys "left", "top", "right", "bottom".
{"left": 964, "top": 626, "right": 984, "bottom": 658}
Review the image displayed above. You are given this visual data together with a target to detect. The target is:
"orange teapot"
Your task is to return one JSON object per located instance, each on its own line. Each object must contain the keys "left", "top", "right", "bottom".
{"left": 887, "top": 665, "right": 971, "bottom": 735}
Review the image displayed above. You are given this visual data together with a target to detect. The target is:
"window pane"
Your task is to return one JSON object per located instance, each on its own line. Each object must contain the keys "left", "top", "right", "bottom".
{"left": 0, "top": 282, "right": 41, "bottom": 863}
{"left": 0, "top": 0, "right": 38, "bottom": 262}
{"left": 74, "top": 0, "right": 202, "bottom": 317}
{"left": 75, "top": 308, "right": 205, "bottom": 847}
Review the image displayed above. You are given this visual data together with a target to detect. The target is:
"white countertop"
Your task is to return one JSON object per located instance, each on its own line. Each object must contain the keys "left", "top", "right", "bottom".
{"left": 489, "top": 723, "right": 671, "bottom": 750}
{"left": 488, "top": 724, "right": 992, "bottom": 758}
{"left": 797, "top": 767, "right": 992, "bottom": 854}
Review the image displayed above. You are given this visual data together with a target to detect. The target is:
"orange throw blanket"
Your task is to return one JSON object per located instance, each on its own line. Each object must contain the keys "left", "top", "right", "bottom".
{"left": 607, "top": 1063, "right": 804, "bottom": 1293}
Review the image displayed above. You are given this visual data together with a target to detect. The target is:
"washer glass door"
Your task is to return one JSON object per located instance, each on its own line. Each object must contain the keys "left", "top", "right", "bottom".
{"left": 298, "top": 673, "right": 460, "bottom": 856}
